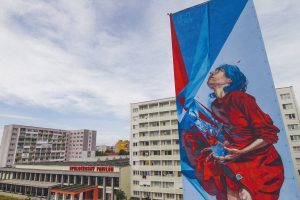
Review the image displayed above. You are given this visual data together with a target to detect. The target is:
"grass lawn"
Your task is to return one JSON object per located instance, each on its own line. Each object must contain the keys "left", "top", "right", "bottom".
{"left": 0, "top": 194, "right": 27, "bottom": 200}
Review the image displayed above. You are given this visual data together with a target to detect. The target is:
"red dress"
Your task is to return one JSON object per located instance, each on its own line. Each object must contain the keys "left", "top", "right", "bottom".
{"left": 184, "top": 91, "right": 284, "bottom": 200}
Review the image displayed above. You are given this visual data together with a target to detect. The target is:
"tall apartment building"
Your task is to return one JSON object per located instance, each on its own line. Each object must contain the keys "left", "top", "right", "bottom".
{"left": 130, "top": 97, "right": 182, "bottom": 200}
{"left": 276, "top": 86, "right": 300, "bottom": 186}
{"left": 66, "top": 129, "right": 97, "bottom": 161}
{"left": 0, "top": 125, "right": 96, "bottom": 167}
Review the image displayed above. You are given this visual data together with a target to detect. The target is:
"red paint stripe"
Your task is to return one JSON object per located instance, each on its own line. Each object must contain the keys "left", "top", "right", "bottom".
{"left": 170, "top": 16, "right": 189, "bottom": 97}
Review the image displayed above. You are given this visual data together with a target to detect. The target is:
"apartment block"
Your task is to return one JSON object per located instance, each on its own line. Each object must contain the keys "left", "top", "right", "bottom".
{"left": 130, "top": 97, "right": 182, "bottom": 200}
{"left": 66, "top": 129, "right": 97, "bottom": 161}
{"left": 276, "top": 86, "right": 300, "bottom": 186}
{"left": 0, "top": 125, "right": 96, "bottom": 167}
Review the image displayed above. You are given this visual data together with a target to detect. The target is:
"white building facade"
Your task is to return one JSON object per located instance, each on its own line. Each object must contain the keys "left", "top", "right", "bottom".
{"left": 130, "top": 97, "right": 182, "bottom": 200}
{"left": 0, "top": 125, "right": 96, "bottom": 167}
{"left": 276, "top": 86, "right": 300, "bottom": 186}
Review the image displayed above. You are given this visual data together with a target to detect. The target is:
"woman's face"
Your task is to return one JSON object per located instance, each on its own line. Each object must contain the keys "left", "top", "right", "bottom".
{"left": 207, "top": 68, "right": 232, "bottom": 90}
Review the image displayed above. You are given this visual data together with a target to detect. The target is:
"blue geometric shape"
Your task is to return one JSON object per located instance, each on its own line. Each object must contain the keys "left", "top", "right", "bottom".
{"left": 208, "top": 0, "right": 249, "bottom": 63}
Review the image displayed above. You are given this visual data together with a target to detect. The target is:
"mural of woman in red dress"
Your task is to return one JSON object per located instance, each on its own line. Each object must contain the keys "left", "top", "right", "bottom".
{"left": 183, "top": 64, "right": 284, "bottom": 200}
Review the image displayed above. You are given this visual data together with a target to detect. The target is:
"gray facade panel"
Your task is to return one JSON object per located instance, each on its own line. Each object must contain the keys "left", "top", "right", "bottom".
{"left": 92, "top": 131, "right": 96, "bottom": 151}
{"left": 83, "top": 130, "right": 89, "bottom": 151}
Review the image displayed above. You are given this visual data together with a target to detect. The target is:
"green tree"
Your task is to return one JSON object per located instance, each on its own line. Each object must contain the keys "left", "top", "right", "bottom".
{"left": 116, "top": 189, "right": 127, "bottom": 200}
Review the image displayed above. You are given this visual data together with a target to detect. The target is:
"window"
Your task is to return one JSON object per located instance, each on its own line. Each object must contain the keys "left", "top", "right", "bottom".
{"left": 150, "top": 150, "right": 160, "bottom": 156}
{"left": 162, "top": 182, "right": 174, "bottom": 188}
{"left": 172, "top": 139, "right": 179, "bottom": 145}
{"left": 151, "top": 160, "right": 161, "bottom": 165}
{"left": 153, "top": 171, "right": 161, "bottom": 176}
{"left": 160, "top": 120, "right": 170, "bottom": 126}
{"left": 149, "top": 122, "right": 159, "bottom": 127}
{"left": 290, "top": 135, "right": 300, "bottom": 141}
{"left": 293, "top": 146, "right": 300, "bottom": 152}
{"left": 170, "top": 100, "right": 176, "bottom": 106}
{"left": 163, "top": 150, "right": 172, "bottom": 155}
{"left": 150, "top": 141, "right": 159, "bottom": 146}
{"left": 139, "top": 105, "right": 148, "bottom": 110}
{"left": 149, "top": 112, "right": 158, "bottom": 118}
{"left": 285, "top": 113, "right": 296, "bottom": 120}
{"left": 172, "top": 129, "right": 178, "bottom": 135}
{"left": 161, "top": 130, "right": 170, "bottom": 136}
{"left": 139, "top": 114, "right": 148, "bottom": 119}
{"left": 161, "top": 140, "right": 171, "bottom": 145}
{"left": 288, "top": 124, "right": 299, "bottom": 131}
{"left": 166, "top": 194, "right": 175, "bottom": 199}
{"left": 280, "top": 93, "right": 291, "bottom": 100}
{"left": 171, "top": 120, "right": 178, "bottom": 125}
{"left": 162, "top": 160, "right": 173, "bottom": 166}
{"left": 283, "top": 103, "right": 293, "bottom": 110}
{"left": 149, "top": 103, "right": 158, "bottom": 109}
{"left": 139, "top": 123, "right": 148, "bottom": 128}
{"left": 159, "top": 102, "right": 169, "bottom": 107}
{"left": 151, "top": 181, "right": 161, "bottom": 187}
{"left": 132, "top": 125, "right": 138, "bottom": 130}
{"left": 160, "top": 111, "right": 169, "bottom": 117}
{"left": 133, "top": 180, "right": 139, "bottom": 185}
{"left": 132, "top": 108, "right": 138, "bottom": 113}
{"left": 154, "top": 193, "right": 162, "bottom": 197}
{"left": 150, "top": 131, "right": 159, "bottom": 137}
{"left": 296, "top": 158, "right": 300, "bottom": 164}
{"left": 171, "top": 110, "right": 177, "bottom": 116}
{"left": 173, "top": 150, "right": 180, "bottom": 155}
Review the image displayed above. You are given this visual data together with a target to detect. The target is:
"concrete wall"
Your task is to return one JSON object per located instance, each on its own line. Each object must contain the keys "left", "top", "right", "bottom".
{"left": 0, "top": 125, "right": 13, "bottom": 167}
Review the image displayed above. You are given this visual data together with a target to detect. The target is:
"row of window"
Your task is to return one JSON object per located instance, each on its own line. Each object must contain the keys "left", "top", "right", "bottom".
{"left": 132, "top": 130, "right": 178, "bottom": 138}
{"left": 132, "top": 170, "right": 181, "bottom": 177}
{"left": 133, "top": 160, "right": 180, "bottom": 166}
{"left": 133, "top": 140, "right": 179, "bottom": 147}
{"left": 132, "top": 191, "right": 182, "bottom": 199}
{"left": 132, "top": 101, "right": 176, "bottom": 112}
{"left": 135, "top": 120, "right": 178, "bottom": 129}
{"left": 133, "top": 110, "right": 178, "bottom": 121}
{"left": 133, "top": 149, "right": 179, "bottom": 156}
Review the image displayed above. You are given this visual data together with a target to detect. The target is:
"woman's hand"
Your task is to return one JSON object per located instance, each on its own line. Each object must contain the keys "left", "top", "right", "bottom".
{"left": 213, "top": 147, "right": 244, "bottom": 162}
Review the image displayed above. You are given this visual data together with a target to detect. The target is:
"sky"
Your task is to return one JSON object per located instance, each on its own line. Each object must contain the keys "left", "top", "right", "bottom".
{"left": 0, "top": 0, "right": 299, "bottom": 146}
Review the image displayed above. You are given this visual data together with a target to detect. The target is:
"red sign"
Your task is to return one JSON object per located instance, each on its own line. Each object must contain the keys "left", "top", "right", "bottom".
{"left": 69, "top": 166, "right": 114, "bottom": 172}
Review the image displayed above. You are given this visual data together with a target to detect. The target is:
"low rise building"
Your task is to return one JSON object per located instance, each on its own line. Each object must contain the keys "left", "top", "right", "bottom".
{"left": 0, "top": 159, "right": 130, "bottom": 200}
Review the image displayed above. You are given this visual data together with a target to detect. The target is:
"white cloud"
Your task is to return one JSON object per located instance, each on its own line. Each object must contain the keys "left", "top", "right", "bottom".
{"left": 0, "top": 0, "right": 299, "bottom": 145}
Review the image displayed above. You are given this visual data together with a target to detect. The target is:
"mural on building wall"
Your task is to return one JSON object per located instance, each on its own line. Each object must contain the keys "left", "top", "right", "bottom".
{"left": 170, "top": 0, "right": 300, "bottom": 199}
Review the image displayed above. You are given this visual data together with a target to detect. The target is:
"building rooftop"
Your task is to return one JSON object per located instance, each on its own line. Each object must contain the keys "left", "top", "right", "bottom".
{"left": 18, "top": 158, "right": 129, "bottom": 167}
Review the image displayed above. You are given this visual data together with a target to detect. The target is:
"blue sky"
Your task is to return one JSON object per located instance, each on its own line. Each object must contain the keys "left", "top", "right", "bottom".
{"left": 0, "top": 0, "right": 299, "bottom": 145}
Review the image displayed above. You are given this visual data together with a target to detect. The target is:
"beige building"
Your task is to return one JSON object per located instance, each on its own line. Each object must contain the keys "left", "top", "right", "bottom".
{"left": 276, "top": 86, "right": 300, "bottom": 186}
{"left": 130, "top": 97, "right": 182, "bottom": 200}
{"left": 0, "top": 125, "right": 96, "bottom": 167}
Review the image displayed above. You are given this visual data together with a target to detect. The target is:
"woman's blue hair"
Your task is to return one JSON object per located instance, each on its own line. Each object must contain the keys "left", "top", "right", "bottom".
{"left": 209, "top": 64, "right": 248, "bottom": 98}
